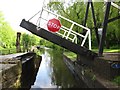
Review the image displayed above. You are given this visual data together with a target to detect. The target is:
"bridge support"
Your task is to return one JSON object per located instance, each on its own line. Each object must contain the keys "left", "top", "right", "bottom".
{"left": 98, "top": 2, "right": 111, "bottom": 56}
{"left": 83, "top": 1, "right": 100, "bottom": 47}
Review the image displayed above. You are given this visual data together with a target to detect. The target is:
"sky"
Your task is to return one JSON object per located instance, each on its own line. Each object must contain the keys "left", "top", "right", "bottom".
{"left": 0, "top": 0, "right": 71, "bottom": 34}
{"left": 0, "top": 0, "right": 45, "bottom": 33}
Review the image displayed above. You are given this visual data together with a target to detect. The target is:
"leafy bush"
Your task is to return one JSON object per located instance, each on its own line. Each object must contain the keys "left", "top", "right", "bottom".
{"left": 113, "top": 76, "right": 120, "bottom": 85}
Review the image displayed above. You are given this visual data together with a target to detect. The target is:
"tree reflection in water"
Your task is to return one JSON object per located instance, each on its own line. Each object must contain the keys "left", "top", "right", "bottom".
{"left": 31, "top": 48, "right": 87, "bottom": 89}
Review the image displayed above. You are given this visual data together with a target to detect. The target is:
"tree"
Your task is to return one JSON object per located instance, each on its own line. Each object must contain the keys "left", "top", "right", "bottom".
{"left": 21, "top": 33, "right": 31, "bottom": 52}
{"left": 21, "top": 33, "right": 41, "bottom": 52}
{"left": 0, "top": 11, "right": 16, "bottom": 49}
{"left": 47, "top": 1, "right": 120, "bottom": 49}
{"left": 30, "top": 35, "right": 40, "bottom": 46}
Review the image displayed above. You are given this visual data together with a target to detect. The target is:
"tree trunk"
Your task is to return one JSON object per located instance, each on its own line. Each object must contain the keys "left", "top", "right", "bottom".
{"left": 105, "top": 40, "right": 110, "bottom": 49}
{"left": 16, "top": 32, "right": 21, "bottom": 53}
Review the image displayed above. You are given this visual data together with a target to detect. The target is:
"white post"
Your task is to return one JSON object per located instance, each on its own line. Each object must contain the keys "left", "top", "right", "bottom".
{"left": 81, "top": 31, "right": 89, "bottom": 47}
{"left": 75, "top": 37, "right": 77, "bottom": 44}
{"left": 38, "top": 7, "right": 92, "bottom": 49}
{"left": 88, "top": 30, "right": 91, "bottom": 50}
{"left": 66, "top": 23, "right": 74, "bottom": 39}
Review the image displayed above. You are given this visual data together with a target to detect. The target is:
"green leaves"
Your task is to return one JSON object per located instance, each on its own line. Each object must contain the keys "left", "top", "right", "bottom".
{"left": 0, "top": 11, "right": 15, "bottom": 49}
{"left": 21, "top": 33, "right": 31, "bottom": 51}
{"left": 113, "top": 76, "right": 120, "bottom": 85}
{"left": 21, "top": 33, "right": 40, "bottom": 49}
{"left": 47, "top": 1, "right": 119, "bottom": 49}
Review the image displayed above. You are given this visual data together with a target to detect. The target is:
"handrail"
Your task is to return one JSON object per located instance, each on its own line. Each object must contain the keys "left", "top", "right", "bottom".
{"left": 43, "top": 7, "right": 90, "bottom": 31}
{"left": 30, "top": 7, "right": 92, "bottom": 50}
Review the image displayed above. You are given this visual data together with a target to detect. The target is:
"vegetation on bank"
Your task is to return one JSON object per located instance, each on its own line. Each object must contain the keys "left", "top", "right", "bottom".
{"left": 92, "top": 48, "right": 120, "bottom": 53}
{"left": 0, "top": 11, "right": 41, "bottom": 54}
{"left": 64, "top": 52, "right": 77, "bottom": 61}
{"left": 63, "top": 48, "right": 120, "bottom": 62}
{"left": 47, "top": 1, "right": 120, "bottom": 49}
{"left": 0, "top": 1, "right": 119, "bottom": 55}
{"left": 113, "top": 76, "right": 120, "bottom": 85}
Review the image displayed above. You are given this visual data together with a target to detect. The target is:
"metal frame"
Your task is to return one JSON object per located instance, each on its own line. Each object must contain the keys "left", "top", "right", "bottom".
{"left": 98, "top": 2, "right": 111, "bottom": 56}
{"left": 34, "top": 7, "right": 92, "bottom": 50}
{"left": 20, "top": 19, "right": 97, "bottom": 58}
{"left": 108, "top": 15, "right": 120, "bottom": 23}
{"left": 104, "top": 0, "right": 120, "bottom": 10}
{"left": 83, "top": 0, "right": 100, "bottom": 47}
{"left": 24, "top": 0, "right": 120, "bottom": 57}
{"left": 84, "top": 0, "right": 120, "bottom": 56}
{"left": 99, "top": 1, "right": 120, "bottom": 56}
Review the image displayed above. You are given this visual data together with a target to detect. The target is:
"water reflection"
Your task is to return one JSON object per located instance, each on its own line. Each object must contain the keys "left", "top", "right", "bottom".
{"left": 31, "top": 50, "right": 56, "bottom": 88}
{"left": 31, "top": 49, "right": 81, "bottom": 89}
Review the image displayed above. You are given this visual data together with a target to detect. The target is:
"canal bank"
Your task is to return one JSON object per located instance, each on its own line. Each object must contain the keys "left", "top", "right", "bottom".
{"left": 0, "top": 52, "right": 42, "bottom": 89}
{"left": 1, "top": 48, "right": 119, "bottom": 89}
{"left": 0, "top": 48, "right": 88, "bottom": 89}
{"left": 63, "top": 53, "right": 120, "bottom": 89}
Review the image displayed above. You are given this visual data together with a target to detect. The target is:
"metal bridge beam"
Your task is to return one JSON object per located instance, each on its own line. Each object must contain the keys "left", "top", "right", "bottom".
{"left": 83, "top": 1, "right": 100, "bottom": 47}
{"left": 98, "top": 2, "right": 111, "bottom": 56}
{"left": 108, "top": 15, "right": 120, "bottom": 23}
{"left": 90, "top": 1, "right": 100, "bottom": 45}
{"left": 20, "top": 19, "right": 97, "bottom": 58}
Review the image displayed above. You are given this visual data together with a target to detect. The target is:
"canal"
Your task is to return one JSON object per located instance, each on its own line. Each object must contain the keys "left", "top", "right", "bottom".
{"left": 31, "top": 49, "right": 87, "bottom": 89}
{"left": 28, "top": 48, "right": 87, "bottom": 89}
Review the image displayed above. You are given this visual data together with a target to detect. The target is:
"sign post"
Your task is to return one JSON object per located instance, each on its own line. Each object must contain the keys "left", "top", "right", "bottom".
{"left": 47, "top": 18, "right": 61, "bottom": 32}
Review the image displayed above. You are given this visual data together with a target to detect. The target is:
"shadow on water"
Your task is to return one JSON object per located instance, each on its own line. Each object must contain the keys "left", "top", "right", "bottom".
{"left": 19, "top": 54, "right": 42, "bottom": 90}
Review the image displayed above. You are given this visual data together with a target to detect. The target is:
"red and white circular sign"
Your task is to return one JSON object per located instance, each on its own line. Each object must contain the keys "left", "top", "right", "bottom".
{"left": 47, "top": 18, "right": 61, "bottom": 32}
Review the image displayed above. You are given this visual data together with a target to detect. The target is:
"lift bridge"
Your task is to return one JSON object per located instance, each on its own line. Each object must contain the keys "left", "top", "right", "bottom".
{"left": 20, "top": 0, "right": 120, "bottom": 58}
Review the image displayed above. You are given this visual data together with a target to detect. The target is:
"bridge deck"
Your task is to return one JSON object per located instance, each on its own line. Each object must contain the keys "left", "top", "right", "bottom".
{"left": 20, "top": 19, "right": 98, "bottom": 59}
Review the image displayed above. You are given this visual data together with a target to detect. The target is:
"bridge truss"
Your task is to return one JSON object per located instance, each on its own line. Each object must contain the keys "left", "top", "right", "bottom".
{"left": 83, "top": 0, "right": 120, "bottom": 56}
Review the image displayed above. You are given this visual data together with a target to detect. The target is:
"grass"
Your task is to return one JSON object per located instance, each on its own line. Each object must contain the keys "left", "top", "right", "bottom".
{"left": 64, "top": 48, "right": 119, "bottom": 61}
{"left": 0, "top": 48, "right": 16, "bottom": 55}
{"left": 92, "top": 49, "right": 120, "bottom": 53}
{"left": 64, "top": 52, "right": 77, "bottom": 61}
{"left": 113, "top": 76, "right": 120, "bottom": 85}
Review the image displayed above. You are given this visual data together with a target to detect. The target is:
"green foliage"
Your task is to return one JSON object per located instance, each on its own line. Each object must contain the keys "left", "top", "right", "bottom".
{"left": 113, "top": 76, "right": 120, "bottom": 85}
{"left": 47, "top": 1, "right": 120, "bottom": 49}
{"left": 92, "top": 48, "right": 120, "bottom": 53}
{"left": 0, "top": 47, "right": 16, "bottom": 55}
{"left": 21, "top": 33, "right": 30, "bottom": 49}
{"left": 21, "top": 33, "right": 41, "bottom": 51}
{"left": 39, "top": 38, "right": 63, "bottom": 50}
{"left": 64, "top": 52, "right": 77, "bottom": 61}
{"left": 105, "top": 5, "right": 120, "bottom": 48}
{"left": 45, "top": 40, "right": 63, "bottom": 50}
{"left": 0, "top": 11, "right": 16, "bottom": 49}
{"left": 93, "top": 2, "right": 104, "bottom": 27}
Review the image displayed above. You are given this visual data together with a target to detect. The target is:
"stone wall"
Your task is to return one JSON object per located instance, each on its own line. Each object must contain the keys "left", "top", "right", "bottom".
{"left": 0, "top": 52, "right": 42, "bottom": 89}
{"left": 0, "top": 58, "right": 22, "bottom": 88}
{"left": 77, "top": 53, "right": 120, "bottom": 80}
{"left": 63, "top": 55, "right": 120, "bottom": 89}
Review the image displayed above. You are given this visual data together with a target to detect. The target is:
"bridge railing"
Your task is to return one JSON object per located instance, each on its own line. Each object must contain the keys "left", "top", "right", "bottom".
{"left": 30, "top": 7, "right": 91, "bottom": 50}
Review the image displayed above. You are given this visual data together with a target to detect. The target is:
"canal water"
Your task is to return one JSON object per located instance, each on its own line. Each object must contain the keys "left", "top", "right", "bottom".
{"left": 29, "top": 48, "right": 87, "bottom": 89}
